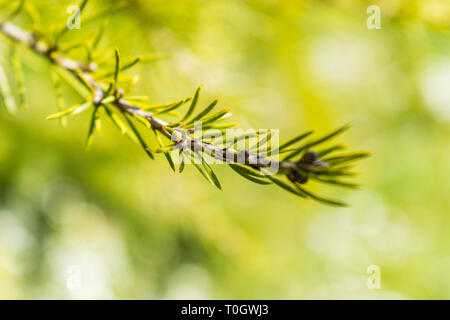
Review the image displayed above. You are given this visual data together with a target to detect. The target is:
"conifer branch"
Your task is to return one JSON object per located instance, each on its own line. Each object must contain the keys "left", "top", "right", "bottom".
{"left": 0, "top": 2, "right": 370, "bottom": 206}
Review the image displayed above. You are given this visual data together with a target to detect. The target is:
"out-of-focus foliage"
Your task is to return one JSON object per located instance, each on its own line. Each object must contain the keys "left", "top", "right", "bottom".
{"left": 0, "top": 0, "right": 449, "bottom": 299}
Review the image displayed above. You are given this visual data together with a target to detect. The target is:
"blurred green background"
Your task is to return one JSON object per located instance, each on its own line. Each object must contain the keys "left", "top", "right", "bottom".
{"left": 1, "top": 0, "right": 450, "bottom": 299}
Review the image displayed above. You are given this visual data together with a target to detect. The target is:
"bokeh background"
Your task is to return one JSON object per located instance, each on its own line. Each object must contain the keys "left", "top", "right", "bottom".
{"left": 0, "top": 0, "right": 450, "bottom": 299}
